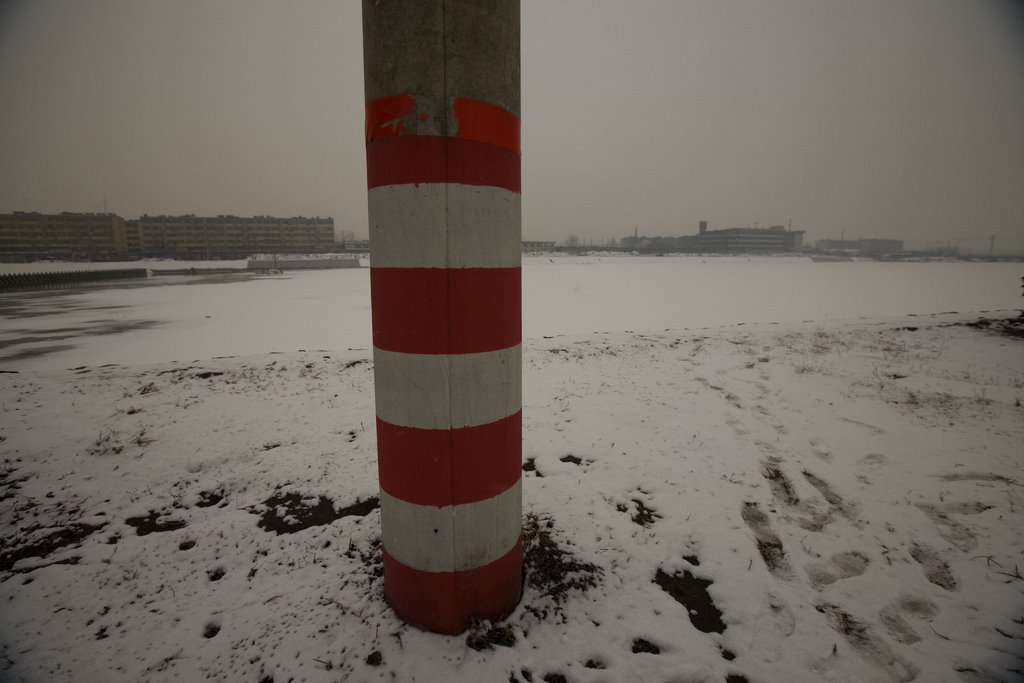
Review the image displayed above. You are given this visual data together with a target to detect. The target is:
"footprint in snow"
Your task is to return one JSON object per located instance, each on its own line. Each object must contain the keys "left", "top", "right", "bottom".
{"left": 915, "top": 501, "right": 991, "bottom": 553}
{"left": 802, "top": 470, "right": 860, "bottom": 525}
{"left": 759, "top": 456, "right": 800, "bottom": 507}
{"left": 766, "top": 592, "right": 796, "bottom": 637}
{"left": 725, "top": 414, "right": 749, "bottom": 436}
{"left": 816, "top": 603, "right": 918, "bottom": 682}
{"left": 805, "top": 551, "right": 870, "bottom": 589}
{"left": 938, "top": 471, "right": 1016, "bottom": 484}
{"left": 741, "top": 501, "right": 792, "bottom": 579}
{"left": 858, "top": 453, "right": 888, "bottom": 467}
{"left": 759, "top": 459, "right": 832, "bottom": 531}
{"left": 809, "top": 437, "right": 832, "bottom": 461}
{"left": 839, "top": 417, "right": 888, "bottom": 436}
{"left": 879, "top": 595, "right": 939, "bottom": 644}
{"left": 910, "top": 542, "right": 958, "bottom": 591}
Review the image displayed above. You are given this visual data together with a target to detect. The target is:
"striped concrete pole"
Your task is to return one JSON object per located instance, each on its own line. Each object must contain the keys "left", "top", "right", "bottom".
{"left": 362, "top": 0, "right": 522, "bottom": 634}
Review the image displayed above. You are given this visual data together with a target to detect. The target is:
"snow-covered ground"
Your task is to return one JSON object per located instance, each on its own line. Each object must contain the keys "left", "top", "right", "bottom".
{"left": 1, "top": 255, "right": 1021, "bottom": 371}
{"left": 1, "top": 257, "right": 1022, "bottom": 682}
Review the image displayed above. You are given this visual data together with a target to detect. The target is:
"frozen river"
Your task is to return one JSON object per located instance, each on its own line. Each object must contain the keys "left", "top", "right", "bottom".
{"left": 1, "top": 255, "right": 1021, "bottom": 370}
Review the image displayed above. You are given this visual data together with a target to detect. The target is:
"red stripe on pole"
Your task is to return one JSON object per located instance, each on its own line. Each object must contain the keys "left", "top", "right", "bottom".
{"left": 383, "top": 539, "right": 523, "bottom": 635}
{"left": 453, "top": 97, "right": 520, "bottom": 154}
{"left": 370, "top": 267, "right": 521, "bottom": 355}
{"left": 366, "top": 136, "right": 521, "bottom": 192}
{"left": 377, "top": 411, "right": 522, "bottom": 507}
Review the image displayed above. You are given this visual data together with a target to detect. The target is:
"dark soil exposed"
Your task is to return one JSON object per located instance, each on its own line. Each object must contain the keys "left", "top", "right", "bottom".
{"left": 195, "top": 490, "right": 224, "bottom": 508}
{"left": 522, "top": 458, "right": 543, "bottom": 477}
{"left": 617, "top": 499, "right": 661, "bottom": 527}
{"left": 654, "top": 568, "right": 727, "bottom": 634}
{"left": 125, "top": 511, "right": 187, "bottom": 536}
{"left": 522, "top": 514, "right": 602, "bottom": 620}
{"left": 631, "top": 499, "right": 661, "bottom": 526}
{"left": 0, "top": 521, "right": 103, "bottom": 571}
{"left": 255, "top": 492, "right": 378, "bottom": 534}
{"left": 959, "top": 316, "right": 1024, "bottom": 340}
{"left": 467, "top": 624, "right": 517, "bottom": 651}
{"left": 631, "top": 637, "right": 661, "bottom": 654}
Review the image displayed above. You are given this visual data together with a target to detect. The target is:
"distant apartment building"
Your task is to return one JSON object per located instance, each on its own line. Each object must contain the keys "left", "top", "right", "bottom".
{"left": 815, "top": 238, "right": 904, "bottom": 256}
{"left": 0, "top": 212, "right": 128, "bottom": 261}
{"left": 1, "top": 212, "right": 336, "bottom": 261}
{"left": 522, "top": 240, "right": 557, "bottom": 252}
{"left": 130, "top": 215, "right": 335, "bottom": 259}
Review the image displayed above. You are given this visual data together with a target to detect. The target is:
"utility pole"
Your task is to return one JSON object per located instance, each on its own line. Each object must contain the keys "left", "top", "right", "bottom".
{"left": 362, "top": 0, "right": 522, "bottom": 634}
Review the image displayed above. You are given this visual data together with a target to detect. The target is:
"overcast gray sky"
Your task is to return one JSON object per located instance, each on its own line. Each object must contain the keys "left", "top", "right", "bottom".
{"left": 1, "top": 0, "right": 1022, "bottom": 252}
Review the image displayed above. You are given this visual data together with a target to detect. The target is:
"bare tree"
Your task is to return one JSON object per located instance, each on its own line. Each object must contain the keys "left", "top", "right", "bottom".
{"left": 564, "top": 234, "right": 580, "bottom": 248}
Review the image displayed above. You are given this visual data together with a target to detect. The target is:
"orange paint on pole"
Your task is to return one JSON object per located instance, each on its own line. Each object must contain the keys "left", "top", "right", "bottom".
{"left": 365, "top": 94, "right": 417, "bottom": 141}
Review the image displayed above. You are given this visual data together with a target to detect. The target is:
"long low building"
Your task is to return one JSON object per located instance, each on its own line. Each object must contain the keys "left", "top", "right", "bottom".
{"left": 0, "top": 212, "right": 128, "bottom": 261}
{"left": 1, "top": 212, "right": 336, "bottom": 261}
{"left": 815, "top": 238, "right": 904, "bottom": 256}
{"left": 133, "top": 215, "right": 335, "bottom": 260}
{"left": 620, "top": 222, "right": 805, "bottom": 254}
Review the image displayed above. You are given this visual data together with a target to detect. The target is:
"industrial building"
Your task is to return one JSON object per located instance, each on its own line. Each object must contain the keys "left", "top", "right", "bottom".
{"left": 0, "top": 212, "right": 336, "bottom": 261}
{"left": 692, "top": 223, "right": 804, "bottom": 253}
{"left": 621, "top": 221, "right": 805, "bottom": 254}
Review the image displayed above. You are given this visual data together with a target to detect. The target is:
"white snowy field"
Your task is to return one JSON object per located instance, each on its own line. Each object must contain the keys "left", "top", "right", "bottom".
{"left": 0, "top": 256, "right": 1023, "bottom": 682}
{"left": 0, "top": 255, "right": 1022, "bottom": 371}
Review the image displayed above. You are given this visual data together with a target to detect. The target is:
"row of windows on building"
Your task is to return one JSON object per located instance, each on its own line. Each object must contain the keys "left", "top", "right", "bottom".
{"left": 621, "top": 223, "right": 805, "bottom": 254}
{"left": 0, "top": 212, "right": 336, "bottom": 262}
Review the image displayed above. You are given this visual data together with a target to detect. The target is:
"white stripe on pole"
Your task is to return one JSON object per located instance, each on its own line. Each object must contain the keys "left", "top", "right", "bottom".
{"left": 369, "top": 184, "right": 521, "bottom": 269}
{"left": 373, "top": 345, "right": 521, "bottom": 430}
{"left": 380, "top": 480, "right": 522, "bottom": 573}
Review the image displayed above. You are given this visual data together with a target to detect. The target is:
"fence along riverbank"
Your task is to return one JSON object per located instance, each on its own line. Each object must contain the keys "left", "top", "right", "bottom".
{"left": 0, "top": 269, "right": 149, "bottom": 292}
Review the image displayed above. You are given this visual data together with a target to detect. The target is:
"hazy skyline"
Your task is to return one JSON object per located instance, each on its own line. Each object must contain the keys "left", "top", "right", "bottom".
{"left": 1, "top": 0, "right": 1023, "bottom": 253}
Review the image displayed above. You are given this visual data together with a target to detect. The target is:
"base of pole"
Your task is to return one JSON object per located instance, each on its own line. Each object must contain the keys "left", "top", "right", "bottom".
{"left": 383, "top": 538, "right": 523, "bottom": 635}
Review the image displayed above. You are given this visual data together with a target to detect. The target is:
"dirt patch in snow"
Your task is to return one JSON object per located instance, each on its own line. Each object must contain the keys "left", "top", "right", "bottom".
{"left": 521, "top": 513, "right": 603, "bottom": 621}
{"left": 465, "top": 623, "right": 517, "bottom": 651}
{"left": 125, "top": 511, "right": 187, "bottom": 536}
{"left": 616, "top": 499, "right": 661, "bottom": 527}
{"left": 654, "top": 567, "right": 726, "bottom": 634}
{"left": 1, "top": 521, "right": 104, "bottom": 572}
{"left": 255, "top": 491, "right": 379, "bottom": 534}
{"left": 958, "top": 316, "right": 1024, "bottom": 340}
{"left": 195, "top": 489, "right": 224, "bottom": 508}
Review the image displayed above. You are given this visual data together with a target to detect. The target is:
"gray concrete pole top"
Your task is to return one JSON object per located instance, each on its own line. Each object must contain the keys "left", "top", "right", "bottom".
{"left": 363, "top": 0, "right": 520, "bottom": 137}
